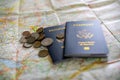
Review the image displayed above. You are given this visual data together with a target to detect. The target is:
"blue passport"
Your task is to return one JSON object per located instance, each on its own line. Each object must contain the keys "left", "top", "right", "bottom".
{"left": 44, "top": 24, "right": 65, "bottom": 63}
{"left": 64, "top": 21, "right": 109, "bottom": 57}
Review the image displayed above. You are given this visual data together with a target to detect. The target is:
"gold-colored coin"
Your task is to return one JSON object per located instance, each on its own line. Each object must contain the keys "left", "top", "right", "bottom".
{"left": 33, "top": 41, "right": 41, "bottom": 48}
{"left": 36, "top": 27, "right": 43, "bottom": 34}
{"left": 22, "top": 31, "right": 31, "bottom": 38}
{"left": 38, "top": 50, "right": 49, "bottom": 57}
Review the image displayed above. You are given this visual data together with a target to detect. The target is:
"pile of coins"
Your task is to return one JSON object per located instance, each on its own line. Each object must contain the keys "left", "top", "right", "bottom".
{"left": 19, "top": 27, "right": 53, "bottom": 57}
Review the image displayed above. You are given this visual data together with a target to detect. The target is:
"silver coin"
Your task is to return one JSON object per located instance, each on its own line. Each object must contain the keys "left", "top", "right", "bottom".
{"left": 27, "top": 36, "right": 36, "bottom": 44}
{"left": 23, "top": 43, "right": 32, "bottom": 48}
{"left": 56, "top": 33, "right": 64, "bottom": 39}
{"left": 41, "top": 38, "right": 53, "bottom": 47}
{"left": 31, "top": 32, "right": 39, "bottom": 40}
{"left": 19, "top": 36, "right": 27, "bottom": 43}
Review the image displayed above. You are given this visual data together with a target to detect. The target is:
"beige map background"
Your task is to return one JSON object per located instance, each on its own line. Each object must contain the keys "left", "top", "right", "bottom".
{"left": 0, "top": 0, "right": 120, "bottom": 80}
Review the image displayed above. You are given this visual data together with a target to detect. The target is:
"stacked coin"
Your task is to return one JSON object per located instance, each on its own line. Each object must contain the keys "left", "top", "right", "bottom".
{"left": 19, "top": 27, "right": 54, "bottom": 58}
{"left": 56, "top": 33, "right": 64, "bottom": 39}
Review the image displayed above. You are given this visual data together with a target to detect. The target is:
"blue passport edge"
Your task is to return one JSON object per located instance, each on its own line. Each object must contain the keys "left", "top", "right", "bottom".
{"left": 44, "top": 24, "right": 67, "bottom": 64}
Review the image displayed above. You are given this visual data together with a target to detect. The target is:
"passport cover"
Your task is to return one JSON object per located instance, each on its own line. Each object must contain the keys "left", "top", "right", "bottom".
{"left": 64, "top": 20, "right": 109, "bottom": 57}
{"left": 44, "top": 24, "right": 65, "bottom": 63}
